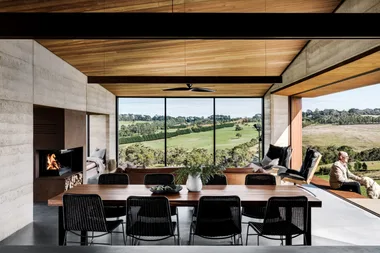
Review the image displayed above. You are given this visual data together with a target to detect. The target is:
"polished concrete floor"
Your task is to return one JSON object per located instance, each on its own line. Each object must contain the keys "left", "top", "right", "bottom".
{"left": 1, "top": 185, "right": 380, "bottom": 246}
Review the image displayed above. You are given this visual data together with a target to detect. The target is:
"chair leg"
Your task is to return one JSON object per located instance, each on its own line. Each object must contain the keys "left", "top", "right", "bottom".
{"left": 63, "top": 231, "right": 67, "bottom": 246}
{"left": 176, "top": 208, "right": 180, "bottom": 245}
{"left": 188, "top": 224, "right": 192, "bottom": 245}
{"left": 110, "top": 231, "right": 113, "bottom": 245}
{"left": 257, "top": 235, "right": 260, "bottom": 246}
{"left": 121, "top": 223, "right": 126, "bottom": 245}
{"left": 245, "top": 224, "right": 250, "bottom": 245}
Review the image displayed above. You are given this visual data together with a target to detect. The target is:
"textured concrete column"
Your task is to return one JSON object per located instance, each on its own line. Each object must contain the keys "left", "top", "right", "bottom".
{"left": 0, "top": 40, "right": 34, "bottom": 241}
{"left": 270, "top": 95, "right": 289, "bottom": 147}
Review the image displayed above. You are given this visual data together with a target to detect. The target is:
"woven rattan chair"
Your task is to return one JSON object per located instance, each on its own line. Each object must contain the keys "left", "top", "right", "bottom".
{"left": 246, "top": 196, "right": 308, "bottom": 246}
{"left": 62, "top": 193, "right": 126, "bottom": 245}
{"left": 189, "top": 195, "right": 242, "bottom": 245}
{"left": 243, "top": 174, "right": 277, "bottom": 219}
{"left": 126, "top": 196, "right": 180, "bottom": 245}
{"left": 192, "top": 174, "right": 228, "bottom": 218}
{"left": 143, "top": 173, "right": 179, "bottom": 240}
{"left": 98, "top": 173, "right": 129, "bottom": 234}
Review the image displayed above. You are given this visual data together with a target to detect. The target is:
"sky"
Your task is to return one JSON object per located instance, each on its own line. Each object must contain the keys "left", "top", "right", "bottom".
{"left": 118, "top": 83, "right": 380, "bottom": 116}
{"left": 302, "top": 83, "right": 380, "bottom": 111}
{"left": 119, "top": 98, "right": 262, "bottom": 117}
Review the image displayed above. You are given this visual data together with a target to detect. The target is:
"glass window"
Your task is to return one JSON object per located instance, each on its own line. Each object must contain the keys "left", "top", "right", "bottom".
{"left": 117, "top": 97, "right": 262, "bottom": 167}
{"left": 215, "top": 98, "right": 262, "bottom": 167}
{"left": 118, "top": 98, "right": 165, "bottom": 167}
{"left": 166, "top": 98, "right": 214, "bottom": 167}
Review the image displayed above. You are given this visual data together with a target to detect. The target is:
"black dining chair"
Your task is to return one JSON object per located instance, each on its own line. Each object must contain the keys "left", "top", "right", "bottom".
{"left": 189, "top": 195, "right": 242, "bottom": 245}
{"left": 246, "top": 196, "right": 308, "bottom": 246}
{"left": 143, "top": 173, "right": 179, "bottom": 240}
{"left": 98, "top": 173, "right": 129, "bottom": 228}
{"left": 126, "top": 196, "right": 180, "bottom": 245}
{"left": 62, "top": 193, "right": 126, "bottom": 245}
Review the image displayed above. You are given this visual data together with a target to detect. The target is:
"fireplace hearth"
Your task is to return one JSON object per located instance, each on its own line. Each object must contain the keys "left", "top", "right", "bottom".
{"left": 37, "top": 147, "right": 83, "bottom": 177}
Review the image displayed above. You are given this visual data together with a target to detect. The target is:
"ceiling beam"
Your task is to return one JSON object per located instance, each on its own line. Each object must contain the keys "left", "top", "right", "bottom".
{"left": 1, "top": 13, "right": 379, "bottom": 39}
{"left": 88, "top": 76, "right": 282, "bottom": 84}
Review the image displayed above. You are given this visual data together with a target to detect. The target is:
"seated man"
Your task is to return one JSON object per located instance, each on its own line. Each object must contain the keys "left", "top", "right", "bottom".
{"left": 329, "top": 151, "right": 362, "bottom": 194}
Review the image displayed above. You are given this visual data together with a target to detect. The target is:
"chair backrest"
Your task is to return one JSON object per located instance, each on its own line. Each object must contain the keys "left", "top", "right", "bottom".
{"left": 195, "top": 195, "right": 241, "bottom": 237}
{"left": 206, "top": 174, "right": 228, "bottom": 185}
{"left": 62, "top": 193, "right": 108, "bottom": 232}
{"left": 143, "top": 173, "right": 174, "bottom": 185}
{"left": 299, "top": 148, "right": 322, "bottom": 183}
{"left": 98, "top": 173, "right": 129, "bottom": 184}
{"left": 245, "top": 174, "right": 276, "bottom": 185}
{"left": 262, "top": 196, "right": 308, "bottom": 236}
{"left": 126, "top": 196, "right": 174, "bottom": 238}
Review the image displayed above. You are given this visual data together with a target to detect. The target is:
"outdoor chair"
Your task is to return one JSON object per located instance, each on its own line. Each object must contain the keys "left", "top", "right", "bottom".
{"left": 246, "top": 196, "right": 308, "bottom": 246}
{"left": 126, "top": 196, "right": 180, "bottom": 245}
{"left": 62, "top": 193, "right": 126, "bottom": 245}
{"left": 278, "top": 148, "right": 322, "bottom": 185}
{"left": 189, "top": 195, "right": 242, "bottom": 245}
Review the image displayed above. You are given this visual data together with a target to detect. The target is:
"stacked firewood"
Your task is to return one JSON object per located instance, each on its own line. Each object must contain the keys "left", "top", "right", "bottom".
{"left": 64, "top": 172, "right": 83, "bottom": 191}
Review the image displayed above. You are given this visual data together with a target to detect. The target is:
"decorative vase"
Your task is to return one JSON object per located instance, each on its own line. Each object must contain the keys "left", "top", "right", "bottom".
{"left": 186, "top": 173, "right": 203, "bottom": 192}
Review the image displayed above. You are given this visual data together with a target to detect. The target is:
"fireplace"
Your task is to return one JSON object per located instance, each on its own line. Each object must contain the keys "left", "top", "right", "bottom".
{"left": 38, "top": 147, "right": 83, "bottom": 177}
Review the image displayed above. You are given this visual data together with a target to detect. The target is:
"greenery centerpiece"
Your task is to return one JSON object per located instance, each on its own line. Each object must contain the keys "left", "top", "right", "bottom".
{"left": 174, "top": 163, "right": 225, "bottom": 191}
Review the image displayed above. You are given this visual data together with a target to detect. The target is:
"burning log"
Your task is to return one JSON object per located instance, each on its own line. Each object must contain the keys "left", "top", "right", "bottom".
{"left": 47, "top": 154, "right": 61, "bottom": 170}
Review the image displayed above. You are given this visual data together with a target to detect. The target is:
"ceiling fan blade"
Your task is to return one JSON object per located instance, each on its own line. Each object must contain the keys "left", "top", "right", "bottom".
{"left": 191, "top": 87, "right": 215, "bottom": 92}
{"left": 162, "top": 87, "right": 191, "bottom": 91}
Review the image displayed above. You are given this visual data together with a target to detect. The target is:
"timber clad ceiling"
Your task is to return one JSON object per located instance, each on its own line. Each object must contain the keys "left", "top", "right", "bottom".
{"left": 3, "top": 0, "right": 366, "bottom": 98}
{"left": 0, "top": 0, "right": 341, "bottom": 13}
{"left": 36, "top": 40, "right": 307, "bottom": 76}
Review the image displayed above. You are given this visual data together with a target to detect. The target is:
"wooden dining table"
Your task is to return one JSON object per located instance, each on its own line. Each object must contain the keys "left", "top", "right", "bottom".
{"left": 48, "top": 184, "right": 322, "bottom": 246}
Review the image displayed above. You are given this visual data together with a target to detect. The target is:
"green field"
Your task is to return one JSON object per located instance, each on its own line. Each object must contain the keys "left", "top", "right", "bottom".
{"left": 303, "top": 124, "right": 380, "bottom": 151}
{"left": 315, "top": 174, "right": 380, "bottom": 198}
{"left": 119, "top": 122, "right": 259, "bottom": 152}
{"left": 317, "top": 161, "right": 380, "bottom": 172}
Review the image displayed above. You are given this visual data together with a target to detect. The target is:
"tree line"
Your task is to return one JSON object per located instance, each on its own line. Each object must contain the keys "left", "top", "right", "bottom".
{"left": 119, "top": 122, "right": 235, "bottom": 145}
{"left": 303, "top": 108, "right": 380, "bottom": 126}
{"left": 119, "top": 138, "right": 258, "bottom": 167}
{"left": 303, "top": 145, "right": 380, "bottom": 165}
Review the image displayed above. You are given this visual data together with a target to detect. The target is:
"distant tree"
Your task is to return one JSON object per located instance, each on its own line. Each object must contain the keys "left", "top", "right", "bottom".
{"left": 235, "top": 124, "right": 243, "bottom": 131}
{"left": 354, "top": 161, "right": 362, "bottom": 171}
{"left": 362, "top": 162, "right": 368, "bottom": 171}
{"left": 236, "top": 133, "right": 242, "bottom": 138}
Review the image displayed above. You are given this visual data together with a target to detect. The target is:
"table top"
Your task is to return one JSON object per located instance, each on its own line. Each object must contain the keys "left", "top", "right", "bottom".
{"left": 48, "top": 184, "right": 322, "bottom": 207}
{"left": 0, "top": 245, "right": 378, "bottom": 253}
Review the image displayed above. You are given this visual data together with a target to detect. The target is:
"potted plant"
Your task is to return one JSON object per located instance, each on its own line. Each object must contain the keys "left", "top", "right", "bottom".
{"left": 174, "top": 164, "right": 225, "bottom": 192}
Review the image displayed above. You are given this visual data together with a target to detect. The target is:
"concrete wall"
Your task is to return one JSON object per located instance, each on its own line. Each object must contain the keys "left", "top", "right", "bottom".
{"left": 87, "top": 84, "right": 116, "bottom": 161}
{"left": 0, "top": 40, "right": 34, "bottom": 241}
{"left": 270, "top": 95, "right": 290, "bottom": 147}
{"left": 0, "top": 40, "right": 116, "bottom": 242}
{"left": 263, "top": 94, "right": 290, "bottom": 155}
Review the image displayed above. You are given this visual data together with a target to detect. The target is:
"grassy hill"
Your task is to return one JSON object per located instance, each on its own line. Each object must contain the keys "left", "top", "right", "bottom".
{"left": 119, "top": 122, "right": 259, "bottom": 152}
{"left": 303, "top": 124, "right": 380, "bottom": 151}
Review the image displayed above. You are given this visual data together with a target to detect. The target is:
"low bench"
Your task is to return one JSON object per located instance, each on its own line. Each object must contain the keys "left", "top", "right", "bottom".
{"left": 310, "top": 176, "right": 366, "bottom": 199}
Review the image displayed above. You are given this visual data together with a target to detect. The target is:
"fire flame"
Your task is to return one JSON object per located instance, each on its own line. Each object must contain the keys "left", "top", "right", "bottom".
{"left": 47, "top": 154, "right": 61, "bottom": 170}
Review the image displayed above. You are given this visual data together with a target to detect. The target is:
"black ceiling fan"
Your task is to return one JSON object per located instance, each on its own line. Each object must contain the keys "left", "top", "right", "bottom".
{"left": 162, "top": 83, "right": 215, "bottom": 92}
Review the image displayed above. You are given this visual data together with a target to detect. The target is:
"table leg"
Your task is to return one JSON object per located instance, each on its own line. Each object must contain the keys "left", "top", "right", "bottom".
{"left": 305, "top": 206, "right": 312, "bottom": 245}
{"left": 80, "top": 231, "right": 88, "bottom": 245}
{"left": 58, "top": 207, "right": 65, "bottom": 246}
